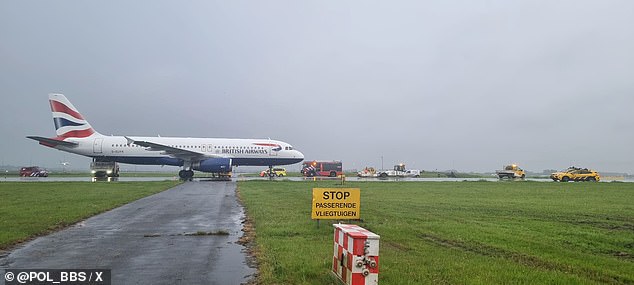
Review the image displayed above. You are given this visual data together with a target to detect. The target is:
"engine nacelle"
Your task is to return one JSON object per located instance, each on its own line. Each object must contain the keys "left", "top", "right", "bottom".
{"left": 192, "top": 158, "right": 232, "bottom": 173}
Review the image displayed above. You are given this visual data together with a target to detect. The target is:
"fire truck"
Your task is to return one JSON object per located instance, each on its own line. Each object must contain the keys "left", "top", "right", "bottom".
{"left": 301, "top": 161, "right": 343, "bottom": 177}
{"left": 19, "top": 166, "right": 49, "bottom": 177}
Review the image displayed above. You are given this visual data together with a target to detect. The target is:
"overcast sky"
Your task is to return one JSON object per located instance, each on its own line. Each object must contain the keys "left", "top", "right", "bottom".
{"left": 1, "top": 1, "right": 633, "bottom": 174}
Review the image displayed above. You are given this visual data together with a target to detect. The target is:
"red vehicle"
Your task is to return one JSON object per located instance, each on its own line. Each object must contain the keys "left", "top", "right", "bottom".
{"left": 301, "top": 161, "right": 343, "bottom": 177}
{"left": 20, "top": 166, "right": 49, "bottom": 177}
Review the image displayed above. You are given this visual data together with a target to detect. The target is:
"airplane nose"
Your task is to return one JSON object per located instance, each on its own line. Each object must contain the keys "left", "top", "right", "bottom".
{"left": 295, "top": 150, "right": 305, "bottom": 159}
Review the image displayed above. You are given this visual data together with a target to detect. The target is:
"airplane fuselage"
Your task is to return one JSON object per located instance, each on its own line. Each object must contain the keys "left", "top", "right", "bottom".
{"left": 55, "top": 135, "right": 304, "bottom": 167}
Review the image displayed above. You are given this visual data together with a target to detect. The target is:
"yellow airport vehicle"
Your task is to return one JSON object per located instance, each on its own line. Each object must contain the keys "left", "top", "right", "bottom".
{"left": 496, "top": 164, "right": 525, "bottom": 179}
{"left": 260, "top": 167, "right": 287, "bottom": 177}
{"left": 550, "top": 167, "right": 600, "bottom": 182}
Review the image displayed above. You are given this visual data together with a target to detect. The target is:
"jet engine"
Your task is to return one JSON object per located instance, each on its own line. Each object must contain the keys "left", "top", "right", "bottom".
{"left": 192, "top": 158, "right": 232, "bottom": 173}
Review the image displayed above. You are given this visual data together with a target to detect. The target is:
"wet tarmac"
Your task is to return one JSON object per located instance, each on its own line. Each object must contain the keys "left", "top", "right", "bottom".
{"left": 0, "top": 176, "right": 178, "bottom": 182}
{"left": 0, "top": 181, "right": 255, "bottom": 285}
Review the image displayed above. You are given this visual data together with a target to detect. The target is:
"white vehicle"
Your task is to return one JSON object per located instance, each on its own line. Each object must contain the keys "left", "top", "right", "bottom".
{"left": 28, "top": 94, "right": 304, "bottom": 180}
{"left": 377, "top": 164, "right": 420, "bottom": 178}
{"left": 90, "top": 161, "right": 119, "bottom": 178}
{"left": 357, "top": 167, "right": 378, "bottom": 178}
{"left": 404, "top": 169, "right": 421, "bottom": 178}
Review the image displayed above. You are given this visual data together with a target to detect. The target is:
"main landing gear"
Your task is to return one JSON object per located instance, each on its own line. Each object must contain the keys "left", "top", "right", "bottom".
{"left": 179, "top": 169, "right": 194, "bottom": 181}
{"left": 268, "top": 165, "right": 274, "bottom": 180}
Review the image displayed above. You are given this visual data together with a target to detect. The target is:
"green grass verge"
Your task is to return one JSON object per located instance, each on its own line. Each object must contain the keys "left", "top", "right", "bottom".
{"left": 238, "top": 181, "right": 634, "bottom": 284}
{"left": 0, "top": 181, "right": 179, "bottom": 249}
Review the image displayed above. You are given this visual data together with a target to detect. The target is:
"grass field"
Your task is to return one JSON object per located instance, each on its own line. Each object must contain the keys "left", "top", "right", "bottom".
{"left": 0, "top": 181, "right": 179, "bottom": 250}
{"left": 238, "top": 181, "right": 634, "bottom": 284}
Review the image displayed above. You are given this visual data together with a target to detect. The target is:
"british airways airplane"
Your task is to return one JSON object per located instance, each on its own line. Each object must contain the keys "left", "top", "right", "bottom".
{"left": 28, "top": 94, "right": 304, "bottom": 179}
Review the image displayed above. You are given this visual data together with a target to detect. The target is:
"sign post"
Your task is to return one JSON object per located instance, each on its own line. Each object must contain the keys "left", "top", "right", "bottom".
{"left": 312, "top": 188, "right": 360, "bottom": 220}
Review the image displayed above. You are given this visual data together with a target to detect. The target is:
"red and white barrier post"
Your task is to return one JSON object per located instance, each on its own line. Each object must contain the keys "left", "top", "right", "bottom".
{"left": 332, "top": 224, "right": 380, "bottom": 285}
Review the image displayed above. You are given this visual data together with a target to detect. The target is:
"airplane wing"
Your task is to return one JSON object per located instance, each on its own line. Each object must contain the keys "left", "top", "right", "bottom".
{"left": 27, "top": 136, "right": 79, "bottom": 148}
{"left": 125, "top": 137, "right": 223, "bottom": 161}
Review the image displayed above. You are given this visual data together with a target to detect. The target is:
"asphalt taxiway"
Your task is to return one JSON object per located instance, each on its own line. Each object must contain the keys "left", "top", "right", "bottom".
{"left": 0, "top": 181, "right": 254, "bottom": 284}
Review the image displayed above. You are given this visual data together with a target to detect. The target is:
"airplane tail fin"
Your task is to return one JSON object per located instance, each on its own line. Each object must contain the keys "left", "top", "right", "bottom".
{"left": 48, "top": 93, "right": 102, "bottom": 138}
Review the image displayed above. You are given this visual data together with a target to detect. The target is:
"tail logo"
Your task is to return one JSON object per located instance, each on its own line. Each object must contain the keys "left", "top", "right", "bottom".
{"left": 49, "top": 95, "right": 95, "bottom": 138}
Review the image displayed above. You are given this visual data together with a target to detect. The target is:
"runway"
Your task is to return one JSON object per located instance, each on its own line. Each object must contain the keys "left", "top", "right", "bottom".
{"left": 0, "top": 181, "right": 254, "bottom": 285}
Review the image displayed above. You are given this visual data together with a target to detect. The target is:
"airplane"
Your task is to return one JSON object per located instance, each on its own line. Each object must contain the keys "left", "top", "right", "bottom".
{"left": 28, "top": 93, "right": 304, "bottom": 179}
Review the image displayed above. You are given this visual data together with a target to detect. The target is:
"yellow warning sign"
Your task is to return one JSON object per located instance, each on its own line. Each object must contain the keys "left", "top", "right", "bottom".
{"left": 311, "top": 188, "right": 360, "bottom": 220}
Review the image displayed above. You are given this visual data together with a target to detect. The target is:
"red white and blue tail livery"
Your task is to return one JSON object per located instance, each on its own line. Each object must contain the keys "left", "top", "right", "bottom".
{"left": 49, "top": 93, "right": 98, "bottom": 138}
{"left": 28, "top": 93, "right": 304, "bottom": 179}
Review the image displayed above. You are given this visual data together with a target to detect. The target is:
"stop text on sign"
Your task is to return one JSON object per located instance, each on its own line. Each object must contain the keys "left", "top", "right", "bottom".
{"left": 312, "top": 188, "right": 360, "bottom": 220}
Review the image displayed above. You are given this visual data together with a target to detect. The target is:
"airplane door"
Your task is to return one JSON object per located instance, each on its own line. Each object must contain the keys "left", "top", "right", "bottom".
{"left": 93, "top": 138, "right": 103, "bottom": 154}
{"left": 269, "top": 145, "right": 278, "bottom": 156}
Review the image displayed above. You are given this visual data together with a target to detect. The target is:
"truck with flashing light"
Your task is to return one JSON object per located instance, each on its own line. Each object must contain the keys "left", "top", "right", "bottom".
{"left": 496, "top": 164, "right": 526, "bottom": 179}
{"left": 91, "top": 161, "right": 120, "bottom": 178}
{"left": 301, "top": 160, "right": 343, "bottom": 177}
{"left": 377, "top": 163, "right": 420, "bottom": 178}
